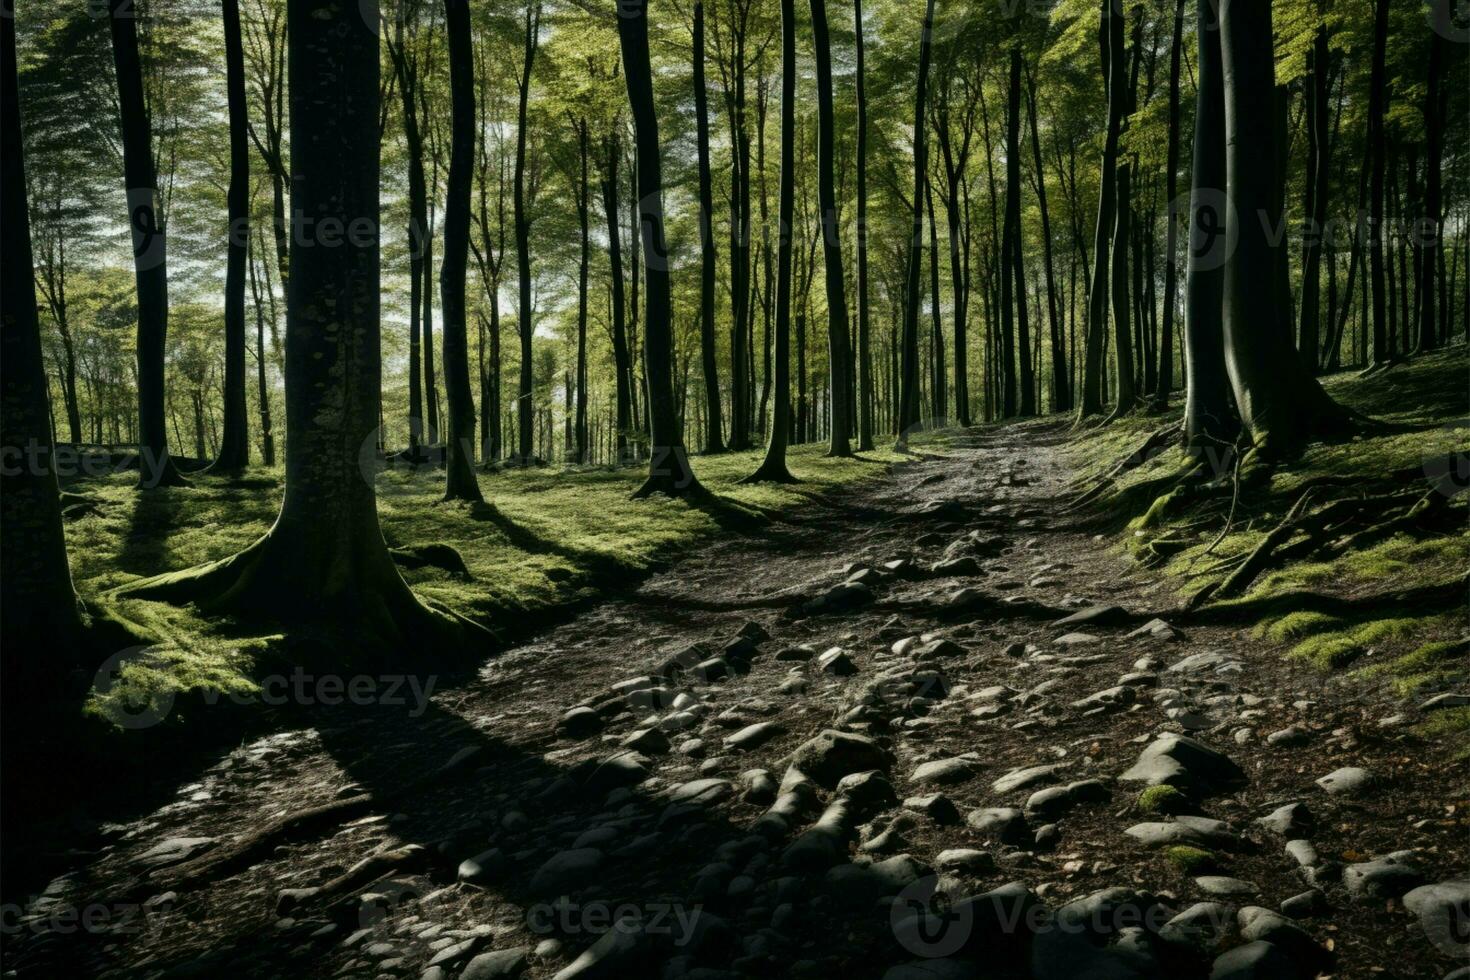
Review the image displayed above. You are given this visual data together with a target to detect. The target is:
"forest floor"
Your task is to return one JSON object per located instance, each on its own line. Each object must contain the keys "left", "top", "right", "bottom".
{"left": 3, "top": 350, "right": 1467, "bottom": 980}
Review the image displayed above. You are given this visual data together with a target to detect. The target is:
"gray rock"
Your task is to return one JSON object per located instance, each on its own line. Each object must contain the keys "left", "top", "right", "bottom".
{"left": 1279, "top": 889, "right": 1326, "bottom": 919}
{"left": 1237, "top": 906, "right": 1331, "bottom": 972}
{"left": 1168, "top": 651, "right": 1244, "bottom": 675}
{"left": 1256, "top": 802, "right": 1315, "bottom": 838}
{"left": 786, "top": 729, "right": 891, "bottom": 789}
{"left": 910, "top": 757, "right": 976, "bottom": 786}
{"left": 457, "top": 848, "right": 506, "bottom": 885}
{"left": 670, "top": 777, "right": 733, "bottom": 805}
{"left": 904, "top": 793, "right": 961, "bottom": 825}
{"left": 803, "top": 582, "right": 874, "bottom": 615}
{"left": 1284, "top": 839, "right": 1320, "bottom": 868}
{"left": 558, "top": 706, "right": 604, "bottom": 738}
{"left": 1195, "top": 876, "right": 1258, "bottom": 897}
{"left": 914, "top": 639, "right": 967, "bottom": 660}
{"left": 459, "top": 947, "right": 528, "bottom": 979}
{"left": 1070, "top": 685, "right": 1137, "bottom": 712}
{"left": 740, "top": 768, "right": 778, "bottom": 804}
{"left": 965, "top": 807, "right": 1030, "bottom": 845}
{"left": 1159, "top": 901, "right": 1235, "bottom": 952}
{"left": 529, "top": 849, "right": 603, "bottom": 895}
{"left": 1053, "top": 632, "right": 1101, "bottom": 647}
{"left": 836, "top": 769, "right": 898, "bottom": 815}
{"left": 1265, "top": 726, "right": 1309, "bottom": 747}
{"left": 993, "top": 763, "right": 1067, "bottom": 795}
{"left": 818, "top": 647, "right": 859, "bottom": 676}
{"left": 1315, "top": 766, "right": 1376, "bottom": 796}
{"left": 1119, "top": 733, "right": 1246, "bottom": 796}
{"left": 934, "top": 848, "right": 994, "bottom": 874}
{"left": 620, "top": 728, "right": 670, "bottom": 754}
{"left": 825, "top": 854, "right": 929, "bottom": 905}
{"left": 1403, "top": 879, "right": 1470, "bottom": 957}
{"left": 1124, "top": 816, "right": 1238, "bottom": 850}
{"left": 582, "top": 751, "right": 650, "bottom": 797}
{"left": 1024, "top": 786, "right": 1075, "bottom": 820}
{"left": 1127, "top": 618, "right": 1185, "bottom": 641}
{"left": 1052, "top": 605, "right": 1128, "bottom": 628}
{"left": 1208, "top": 941, "right": 1296, "bottom": 979}
{"left": 1343, "top": 855, "right": 1424, "bottom": 901}
{"left": 724, "top": 722, "right": 784, "bottom": 751}
{"left": 550, "top": 920, "right": 654, "bottom": 980}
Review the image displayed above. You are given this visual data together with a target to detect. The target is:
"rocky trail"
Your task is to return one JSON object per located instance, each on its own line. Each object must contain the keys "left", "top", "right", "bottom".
{"left": 6, "top": 422, "right": 1467, "bottom": 980}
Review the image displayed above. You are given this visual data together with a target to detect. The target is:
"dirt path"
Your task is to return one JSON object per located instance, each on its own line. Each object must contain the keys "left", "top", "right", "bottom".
{"left": 6, "top": 422, "right": 1465, "bottom": 980}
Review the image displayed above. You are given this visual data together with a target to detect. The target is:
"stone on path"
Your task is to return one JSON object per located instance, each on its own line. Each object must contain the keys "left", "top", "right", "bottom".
{"left": 1315, "top": 766, "right": 1376, "bottom": 797}
{"left": 1119, "top": 733, "right": 1246, "bottom": 797}
{"left": 786, "top": 729, "right": 891, "bottom": 789}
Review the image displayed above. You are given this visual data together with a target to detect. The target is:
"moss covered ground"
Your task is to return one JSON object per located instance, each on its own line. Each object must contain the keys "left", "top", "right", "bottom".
{"left": 1062, "top": 347, "right": 1468, "bottom": 715}
{"left": 62, "top": 443, "right": 905, "bottom": 723}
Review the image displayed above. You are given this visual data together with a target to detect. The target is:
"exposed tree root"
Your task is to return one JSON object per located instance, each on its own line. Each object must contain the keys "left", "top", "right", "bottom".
{"left": 275, "top": 844, "right": 429, "bottom": 917}
{"left": 1066, "top": 422, "right": 1185, "bottom": 511}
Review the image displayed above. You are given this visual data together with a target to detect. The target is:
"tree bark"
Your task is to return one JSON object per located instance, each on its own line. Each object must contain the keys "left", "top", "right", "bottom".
{"left": 600, "top": 137, "right": 633, "bottom": 464}
{"left": 744, "top": 0, "right": 800, "bottom": 483}
{"left": 438, "top": 0, "right": 483, "bottom": 502}
{"left": 108, "top": 0, "right": 186, "bottom": 488}
{"left": 1007, "top": 48, "right": 1035, "bottom": 417}
{"left": 1367, "top": 0, "right": 1389, "bottom": 365}
{"left": 120, "top": 0, "right": 482, "bottom": 652}
{"left": 2, "top": 5, "right": 85, "bottom": 671}
{"left": 1157, "top": 0, "right": 1183, "bottom": 408}
{"left": 854, "top": 0, "right": 873, "bottom": 448}
{"left": 513, "top": 1, "right": 539, "bottom": 462}
{"left": 1296, "top": 22, "right": 1329, "bottom": 371}
{"left": 1025, "top": 65, "right": 1066, "bottom": 413}
{"left": 1415, "top": 0, "right": 1446, "bottom": 353}
{"left": 619, "top": 0, "right": 699, "bottom": 498}
{"left": 693, "top": 2, "right": 725, "bottom": 454}
{"left": 896, "top": 0, "right": 935, "bottom": 445}
{"left": 1183, "top": 0, "right": 1236, "bottom": 458}
{"left": 926, "top": 174, "right": 946, "bottom": 422}
{"left": 1218, "top": 0, "right": 1350, "bottom": 460}
{"left": 1078, "top": 0, "right": 1124, "bottom": 419}
{"left": 214, "top": 0, "right": 251, "bottom": 473}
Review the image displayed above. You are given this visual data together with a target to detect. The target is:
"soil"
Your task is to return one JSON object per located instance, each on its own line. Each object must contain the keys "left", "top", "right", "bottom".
{"left": 3, "top": 420, "right": 1465, "bottom": 979}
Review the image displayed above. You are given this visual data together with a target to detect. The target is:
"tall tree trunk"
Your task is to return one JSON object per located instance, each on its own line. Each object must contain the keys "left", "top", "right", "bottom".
{"left": 1367, "top": 0, "right": 1389, "bottom": 366}
{"left": 693, "top": 2, "right": 725, "bottom": 454}
{"left": 108, "top": 0, "right": 186, "bottom": 488}
{"left": 619, "top": 0, "right": 699, "bottom": 498}
{"left": 248, "top": 228, "right": 276, "bottom": 465}
{"left": 1025, "top": 66, "right": 1066, "bottom": 412}
{"left": 514, "top": 1, "right": 539, "bottom": 461}
{"left": 926, "top": 175, "right": 946, "bottom": 422}
{"left": 601, "top": 139, "right": 633, "bottom": 464}
{"left": 745, "top": 0, "right": 799, "bottom": 483}
{"left": 575, "top": 121, "right": 590, "bottom": 462}
{"left": 213, "top": 0, "right": 251, "bottom": 472}
{"left": 120, "top": 0, "right": 481, "bottom": 650}
{"left": 1157, "top": 0, "right": 1183, "bottom": 408}
{"left": 1297, "top": 23, "right": 1329, "bottom": 371}
{"left": 810, "top": 0, "right": 853, "bottom": 455}
{"left": 1007, "top": 48, "right": 1034, "bottom": 417}
{"left": 439, "top": 0, "right": 482, "bottom": 502}
{"left": 1183, "top": 0, "right": 1236, "bottom": 457}
{"left": 896, "top": 0, "right": 936, "bottom": 444}
{"left": 1218, "top": 0, "right": 1348, "bottom": 460}
{"left": 1415, "top": 1, "right": 1445, "bottom": 353}
{"left": 388, "top": 22, "right": 426, "bottom": 455}
{"left": 1078, "top": 0, "right": 1124, "bottom": 419}
{"left": 2, "top": 5, "right": 85, "bottom": 669}
{"left": 854, "top": 0, "right": 873, "bottom": 448}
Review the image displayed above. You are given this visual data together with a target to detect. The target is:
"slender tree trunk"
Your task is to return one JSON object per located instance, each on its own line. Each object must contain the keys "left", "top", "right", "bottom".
{"left": 1078, "top": 0, "right": 1124, "bottom": 419}
{"left": 2, "top": 6, "right": 85, "bottom": 669}
{"left": 601, "top": 140, "right": 633, "bottom": 464}
{"left": 1157, "top": 0, "right": 1183, "bottom": 408}
{"left": 1007, "top": 48, "right": 1034, "bottom": 417}
{"left": 108, "top": 0, "right": 186, "bottom": 487}
{"left": 1367, "top": 0, "right": 1389, "bottom": 365}
{"left": 439, "top": 0, "right": 483, "bottom": 501}
{"left": 896, "top": 0, "right": 936, "bottom": 444}
{"left": 248, "top": 229, "right": 276, "bottom": 465}
{"left": 809, "top": 0, "right": 853, "bottom": 455}
{"left": 744, "top": 0, "right": 799, "bottom": 482}
{"left": 212, "top": 0, "right": 251, "bottom": 472}
{"left": 1025, "top": 66, "right": 1065, "bottom": 412}
{"left": 1415, "top": 1, "right": 1445, "bottom": 353}
{"left": 514, "top": 1, "right": 539, "bottom": 461}
{"left": 854, "top": 0, "right": 873, "bottom": 448}
{"left": 619, "top": 0, "right": 699, "bottom": 498}
{"left": 1296, "top": 24, "right": 1329, "bottom": 371}
{"left": 926, "top": 175, "right": 946, "bottom": 422}
{"left": 693, "top": 2, "right": 725, "bottom": 454}
{"left": 575, "top": 122, "right": 590, "bottom": 462}
{"left": 1219, "top": 0, "right": 1348, "bottom": 460}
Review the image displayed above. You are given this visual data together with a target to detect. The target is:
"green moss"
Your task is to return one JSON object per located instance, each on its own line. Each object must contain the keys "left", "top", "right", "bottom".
{"left": 1415, "top": 708, "right": 1470, "bottom": 762}
{"left": 1288, "top": 617, "right": 1426, "bottom": 670}
{"left": 1354, "top": 638, "right": 1468, "bottom": 696}
{"left": 1137, "top": 785, "right": 1189, "bottom": 815}
{"left": 1257, "top": 611, "right": 1343, "bottom": 642}
{"left": 1165, "top": 846, "right": 1220, "bottom": 874}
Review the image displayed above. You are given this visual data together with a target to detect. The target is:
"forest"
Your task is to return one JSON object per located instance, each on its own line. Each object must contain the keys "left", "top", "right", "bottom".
{"left": 2, "top": 0, "right": 1468, "bottom": 977}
